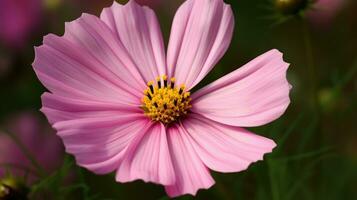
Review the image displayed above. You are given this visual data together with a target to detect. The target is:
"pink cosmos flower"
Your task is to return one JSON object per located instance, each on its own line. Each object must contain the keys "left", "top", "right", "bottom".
{"left": 0, "top": 112, "right": 64, "bottom": 181}
{"left": 0, "top": 0, "right": 42, "bottom": 48}
{"left": 32, "top": 0, "right": 291, "bottom": 197}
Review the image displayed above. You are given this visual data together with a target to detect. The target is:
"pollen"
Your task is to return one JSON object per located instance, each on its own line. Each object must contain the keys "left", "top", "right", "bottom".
{"left": 141, "top": 75, "right": 192, "bottom": 124}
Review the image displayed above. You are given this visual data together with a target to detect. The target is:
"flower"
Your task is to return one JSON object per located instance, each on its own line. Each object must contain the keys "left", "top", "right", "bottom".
{"left": 274, "top": 0, "right": 308, "bottom": 15}
{"left": 307, "top": 0, "right": 346, "bottom": 27}
{"left": 32, "top": 0, "right": 291, "bottom": 197}
{"left": 0, "top": 112, "right": 64, "bottom": 181}
{"left": 0, "top": 176, "right": 29, "bottom": 200}
{"left": 0, "top": 0, "right": 42, "bottom": 48}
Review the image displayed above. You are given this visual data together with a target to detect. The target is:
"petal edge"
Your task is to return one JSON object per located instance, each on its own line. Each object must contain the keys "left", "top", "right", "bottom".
{"left": 192, "top": 49, "right": 291, "bottom": 127}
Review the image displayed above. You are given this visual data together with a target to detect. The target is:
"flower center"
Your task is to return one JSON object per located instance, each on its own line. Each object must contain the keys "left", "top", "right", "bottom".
{"left": 141, "top": 75, "right": 191, "bottom": 124}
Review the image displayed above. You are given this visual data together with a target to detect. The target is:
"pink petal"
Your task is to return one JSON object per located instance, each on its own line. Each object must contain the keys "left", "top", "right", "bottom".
{"left": 100, "top": 0, "right": 166, "bottom": 82}
{"left": 40, "top": 93, "right": 141, "bottom": 124}
{"left": 56, "top": 116, "right": 151, "bottom": 174}
{"left": 61, "top": 13, "right": 147, "bottom": 92}
{"left": 165, "top": 124, "right": 214, "bottom": 197}
{"left": 167, "top": 0, "right": 234, "bottom": 89}
{"left": 192, "top": 49, "right": 291, "bottom": 127}
{"left": 181, "top": 114, "right": 276, "bottom": 173}
{"left": 34, "top": 31, "right": 144, "bottom": 103}
{"left": 116, "top": 123, "right": 175, "bottom": 185}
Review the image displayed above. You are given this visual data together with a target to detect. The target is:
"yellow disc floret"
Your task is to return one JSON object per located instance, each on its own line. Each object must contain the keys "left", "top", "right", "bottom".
{"left": 141, "top": 75, "right": 191, "bottom": 124}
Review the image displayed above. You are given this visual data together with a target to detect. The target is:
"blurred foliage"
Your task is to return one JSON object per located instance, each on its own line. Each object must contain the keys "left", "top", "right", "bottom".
{"left": 0, "top": 0, "right": 356, "bottom": 199}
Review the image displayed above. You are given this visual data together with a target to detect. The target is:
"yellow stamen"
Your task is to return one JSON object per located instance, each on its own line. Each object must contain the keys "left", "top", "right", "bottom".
{"left": 141, "top": 75, "right": 191, "bottom": 124}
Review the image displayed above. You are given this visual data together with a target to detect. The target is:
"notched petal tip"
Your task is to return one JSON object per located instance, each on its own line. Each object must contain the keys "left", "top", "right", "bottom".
{"left": 192, "top": 48, "right": 292, "bottom": 127}
{"left": 39, "top": 107, "right": 47, "bottom": 115}
{"left": 32, "top": 46, "right": 40, "bottom": 66}
{"left": 271, "top": 48, "right": 291, "bottom": 68}
{"left": 181, "top": 115, "right": 278, "bottom": 176}
{"left": 112, "top": 0, "right": 147, "bottom": 10}
{"left": 32, "top": 45, "right": 48, "bottom": 70}
{"left": 63, "top": 13, "right": 99, "bottom": 34}
{"left": 167, "top": 0, "right": 235, "bottom": 89}
{"left": 167, "top": 184, "right": 214, "bottom": 198}
{"left": 126, "top": 0, "right": 139, "bottom": 6}
{"left": 264, "top": 138, "right": 277, "bottom": 154}
{"left": 125, "top": 0, "right": 154, "bottom": 14}
{"left": 289, "top": 83, "right": 293, "bottom": 90}
{"left": 236, "top": 140, "right": 276, "bottom": 172}
{"left": 270, "top": 49, "right": 291, "bottom": 67}
{"left": 276, "top": 49, "right": 293, "bottom": 101}
{"left": 100, "top": 0, "right": 123, "bottom": 14}
{"left": 267, "top": 48, "right": 292, "bottom": 95}
{"left": 166, "top": 181, "right": 214, "bottom": 198}
{"left": 80, "top": 12, "right": 93, "bottom": 19}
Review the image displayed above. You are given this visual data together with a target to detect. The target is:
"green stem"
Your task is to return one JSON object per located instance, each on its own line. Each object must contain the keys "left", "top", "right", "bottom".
{"left": 301, "top": 19, "right": 319, "bottom": 111}
{"left": 301, "top": 18, "right": 324, "bottom": 152}
{"left": 0, "top": 129, "right": 47, "bottom": 177}
{"left": 268, "top": 159, "right": 280, "bottom": 200}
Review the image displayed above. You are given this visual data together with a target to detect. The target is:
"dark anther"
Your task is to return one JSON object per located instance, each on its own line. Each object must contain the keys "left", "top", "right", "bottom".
{"left": 154, "top": 102, "right": 158, "bottom": 107}
{"left": 170, "top": 81, "right": 175, "bottom": 88}
{"left": 174, "top": 99, "right": 177, "bottom": 106}
{"left": 149, "top": 85, "right": 154, "bottom": 93}
{"left": 147, "top": 94, "right": 152, "bottom": 100}
{"left": 164, "top": 104, "right": 167, "bottom": 109}
{"left": 164, "top": 79, "right": 168, "bottom": 87}
{"left": 157, "top": 79, "right": 161, "bottom": 88}
{"left": 179, "top": 88, "right": 183, "bottom": 94}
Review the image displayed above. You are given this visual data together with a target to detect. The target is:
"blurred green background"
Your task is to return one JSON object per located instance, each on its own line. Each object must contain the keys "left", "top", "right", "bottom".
{"left": 0, "top": 0, "right": 356, "bottom": 199}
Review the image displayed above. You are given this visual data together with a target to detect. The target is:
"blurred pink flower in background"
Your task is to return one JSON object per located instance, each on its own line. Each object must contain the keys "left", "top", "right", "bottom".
{"left": 0, "top": 112, "right": 64, "bottom": 181}
{"left": 33, "top": 0, "right": 290, "bottom": 197}
{"left": 308, "top": 0, "right": 346, "bottom": 27}
{"left": 0, "top": 0, "right": 42, "bottom": 48}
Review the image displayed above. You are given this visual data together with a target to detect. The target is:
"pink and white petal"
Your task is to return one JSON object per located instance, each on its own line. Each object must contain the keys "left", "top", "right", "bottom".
{"left": 165, "top": 124, "right": 214, "bottom": 197}
{"left": 55, "top": 116, "right": 151, "bottom": 174}
{"left": 61, "top": 13, "right": 147, "bottom": 92}
{"left": 182, "top": 114, "right": 276, "bottom": 173}
{"left": 167, "top": 0, "right": 234, "bottom": 89}
{"left": 192, "top": 49, "right": 291, "bottom": 127}
{"left": 100, "top": 0, "right": 166, "bottom": 82}
{"left": 116, "top": 123, "right": 175, "bottom": 185}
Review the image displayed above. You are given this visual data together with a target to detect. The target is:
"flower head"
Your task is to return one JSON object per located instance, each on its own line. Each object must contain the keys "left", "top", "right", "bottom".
{"left": 0, "top": 176, "right": 29, "bottom": 200}
{"left": 274, "top": 0, "right": 309, "bottom": 15}
{"left": 142, "top": 75, "right": 192, "bottom": 124}
{"left": 33, "top": 0, "right": 291, "bottom": 197}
